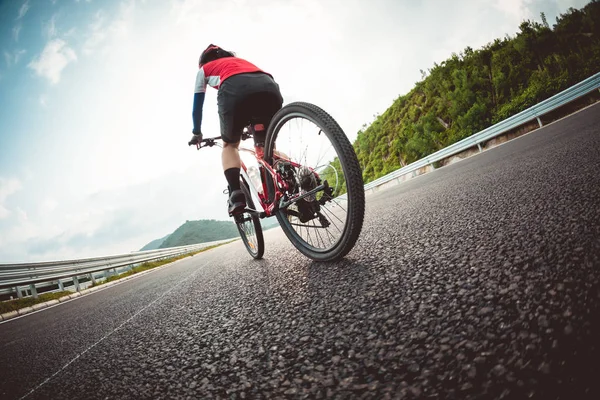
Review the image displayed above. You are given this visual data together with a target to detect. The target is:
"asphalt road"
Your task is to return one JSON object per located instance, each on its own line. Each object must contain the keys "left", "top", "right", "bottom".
{"left": 1, "top": 103, "right": 599, "bottom": 400}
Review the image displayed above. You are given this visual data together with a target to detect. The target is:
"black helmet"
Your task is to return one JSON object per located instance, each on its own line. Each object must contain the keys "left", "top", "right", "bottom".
{"left": 199, "top": 44, "right": 235, "bottom": 66}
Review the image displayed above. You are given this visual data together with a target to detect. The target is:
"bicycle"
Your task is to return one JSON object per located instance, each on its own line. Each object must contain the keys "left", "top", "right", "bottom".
{"left": 193, "top": 102, "right": 365, "bottom": 262}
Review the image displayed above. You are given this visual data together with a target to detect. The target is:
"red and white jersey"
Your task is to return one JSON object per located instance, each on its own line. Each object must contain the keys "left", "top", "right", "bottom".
{"left": 194, "top": 57, "right": 269, "bottom": 93}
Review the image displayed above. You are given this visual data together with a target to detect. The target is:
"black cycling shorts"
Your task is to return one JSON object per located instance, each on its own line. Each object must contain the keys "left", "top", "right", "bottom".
{"left": 217, "top": 72, "right": 284, "bottom": 144}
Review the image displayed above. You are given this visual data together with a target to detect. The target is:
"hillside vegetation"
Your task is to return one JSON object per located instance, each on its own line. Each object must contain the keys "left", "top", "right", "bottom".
{"left": 355, "top": 1, "right": 600, "bottom": 183}
{"left": 159, "top": 220, "right": 239, "bottom": 248}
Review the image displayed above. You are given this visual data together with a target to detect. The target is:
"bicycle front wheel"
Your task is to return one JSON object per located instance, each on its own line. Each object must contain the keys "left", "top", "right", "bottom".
{"left": 265, "top": 102, "right": 365, "bottom": 262}
{"left": 235, "top": 179, "right": 265, "bottom": 259}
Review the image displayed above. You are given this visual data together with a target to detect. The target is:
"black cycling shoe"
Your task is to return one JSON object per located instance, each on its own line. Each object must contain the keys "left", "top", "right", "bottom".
{"left": 228, "top": 189, "right": 246, "bottom": 216}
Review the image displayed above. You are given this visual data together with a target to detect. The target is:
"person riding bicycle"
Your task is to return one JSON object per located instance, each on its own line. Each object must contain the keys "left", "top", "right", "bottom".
{"left": 189, "top": 44, "right": 284, "bottom": 215}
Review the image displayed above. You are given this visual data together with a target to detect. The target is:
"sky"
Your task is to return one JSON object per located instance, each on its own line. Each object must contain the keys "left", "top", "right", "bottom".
{"left": 0, "top": 0, "right": 591, "bottom": 262}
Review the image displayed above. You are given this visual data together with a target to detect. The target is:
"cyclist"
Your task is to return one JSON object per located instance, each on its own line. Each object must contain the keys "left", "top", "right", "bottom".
{"left": 189, "top": 44, "right": 283, "bottom": 215}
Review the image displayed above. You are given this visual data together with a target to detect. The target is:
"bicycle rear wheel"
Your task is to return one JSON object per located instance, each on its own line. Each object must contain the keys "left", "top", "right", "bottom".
{"left": 265, "top": 102, "right": 365, "bottom": 262}
{"left": 235, "top": 179, "right": 265, "bottom": 259}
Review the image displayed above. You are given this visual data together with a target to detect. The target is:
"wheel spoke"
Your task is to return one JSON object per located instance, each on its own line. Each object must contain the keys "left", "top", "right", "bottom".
{"left": 321, "top": 204, "right": 346, "bottom": 227}
{"left": 312, "top": 219, "right": 326, "bottom": 248}
{"left": 319, "top": 207, "right": 344, "bottom": 235}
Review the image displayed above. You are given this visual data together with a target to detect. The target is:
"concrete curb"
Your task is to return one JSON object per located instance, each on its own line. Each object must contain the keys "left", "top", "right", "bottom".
{"left": 18, "top": 306, "right": 34, "bottom": 316}
{"left": 2, "top": 311, "right": 18, "bottom": 320}
{"left": 0, "top": 246, "right": 227, "bottom": 322}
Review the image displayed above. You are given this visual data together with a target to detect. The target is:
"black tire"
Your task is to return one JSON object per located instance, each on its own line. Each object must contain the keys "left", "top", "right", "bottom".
{"left": 235, "top": 179, "right": 265, "bottom": 259}
{"left": 265, "top": 102, "right": 365, "bottom": 262}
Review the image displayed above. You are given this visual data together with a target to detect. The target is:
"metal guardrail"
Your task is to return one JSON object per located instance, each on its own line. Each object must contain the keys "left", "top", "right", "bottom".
{"left": 364, "top": 72, "right": 600, "bottom": 191}
{"left": 0, "top": 241, "right": 229, "bottom": 297}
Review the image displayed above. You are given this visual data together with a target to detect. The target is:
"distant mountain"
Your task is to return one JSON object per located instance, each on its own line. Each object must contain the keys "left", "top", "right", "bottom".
{"left": 139, "top": 234, "right": 170, "bottom": 251}
{"left": 139, "top": 217, "right": 282, "bottom": 252}
{"left": 158, "top": 219, "right": 239, "bottom": 248}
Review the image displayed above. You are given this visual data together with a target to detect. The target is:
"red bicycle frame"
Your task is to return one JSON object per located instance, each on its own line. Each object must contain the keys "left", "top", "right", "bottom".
{"left": 196, "top": 124, "right": 323, "bottom": 219}
{"left": 239, "top": 130, "right": 307, "bottom": 217}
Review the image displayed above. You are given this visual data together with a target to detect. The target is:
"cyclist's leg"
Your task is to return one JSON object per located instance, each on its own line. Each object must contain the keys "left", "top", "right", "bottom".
{"left": 217, "top": 79, "right": 246, "bottom": 215}
{"left": 259, "top": 94, "right": 289, "bottom": 161}
{"left": 246, "top": 92, "right": 291, "bottom": 161}
{"left": 251, "top": 93, "right": 282, "bottom": 146}
{"left": 250, "top": 76, "right": 283, "bottom": 142}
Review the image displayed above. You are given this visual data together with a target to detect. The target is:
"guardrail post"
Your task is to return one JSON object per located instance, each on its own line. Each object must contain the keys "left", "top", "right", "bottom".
{"left": 104, "top": 268, "right": 117, "bottom": 278}
{"left": 536, "top": 116, "right": 543, "bottom": 128}
{"left": 15, "top": 286, "right": 23, "bottom": 299}
{"left": 89, "top": 273, "right": 97, "bottom": 285}
{"left": 73, "top": 276, "right": 81, "bottom": 292}
{"left": 477, "top": 143, "right": 483, "bottom": 152}
{"left": 29, "top": 284, "right": 38, "bottom": 299}
{"left": 57, "top": 279, "right": 64, "bottom": 291}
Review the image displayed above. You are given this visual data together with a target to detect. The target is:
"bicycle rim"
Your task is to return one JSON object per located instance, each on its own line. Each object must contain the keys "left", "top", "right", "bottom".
{"left": 265, "top": 102, "right": 364, "bottom": 261}
{"left": 236, "top": 181, "right": 264, "bottom": 259}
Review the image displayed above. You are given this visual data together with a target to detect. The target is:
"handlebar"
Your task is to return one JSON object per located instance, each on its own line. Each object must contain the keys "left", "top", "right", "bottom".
{"left": 190, "top": 129, "right": 254, "bottom": 150}
{"left": 196, "top": 137, "right": 221, "bottom": 149}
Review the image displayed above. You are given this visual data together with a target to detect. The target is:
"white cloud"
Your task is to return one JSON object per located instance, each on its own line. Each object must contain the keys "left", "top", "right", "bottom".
{"left": 12, "top": 24, "right": 22, "bottom": 41}
{"left": 16, "top": 207, "right": 28, "bottom": 223}
{"left": 83, "top": 10, "right": 107, "bottom": 55}
{"left": 4, "top": 49, "right": 27, "bottom": 67}
{"left": 0, "top": 178, "right": 23, "bottom": 220}
{"left": 0, "top": 178, "right": 22, "bottom": 201}
{"left": 40, "top": 198, "right": 58, "bottom": 212}
{"left": 493, "top": 0, "right": 532, "bottom": 20}
{"left": 83, "top": 1, "right": 135, "bottom": 56}
{"left": 28, "top": 39, "right": 77, "bottom": 84}
{"left": 0, "top": 165, "right": 224, "bottom": 262}
{"left": 12, "top": 1, "right": 30, "bottom": 43}
{"left": 39, "top": 94, "right": 48, "bottom": 107}
{"left": 14, "top": 49, "right": 26, "bottom": 64}
{"left": 17, "top": 1, "right": 31, "bottom": 20}
{"left": 64, "top": 27, "right": 77, "bottom": 37}
{"left": 45, "top": 14, "right": 58, "bottom": 38}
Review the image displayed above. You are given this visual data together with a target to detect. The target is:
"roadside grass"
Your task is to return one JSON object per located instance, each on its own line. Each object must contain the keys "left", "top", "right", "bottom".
{"left": 0, "top": 241, "right": 236, "bottom": 315}
{"left": 0, "top": 291, "right": 72, "bottom": 314}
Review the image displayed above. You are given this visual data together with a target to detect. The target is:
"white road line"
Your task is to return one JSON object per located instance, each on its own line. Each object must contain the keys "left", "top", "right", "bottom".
{"left": 18, "top": 259, "right": 208, "bottom": 400}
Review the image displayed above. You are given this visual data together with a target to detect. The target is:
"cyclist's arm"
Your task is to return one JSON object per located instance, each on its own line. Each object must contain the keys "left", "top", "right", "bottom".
{"left": 192, "top": 68, "right": 208, "bottom": 134}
